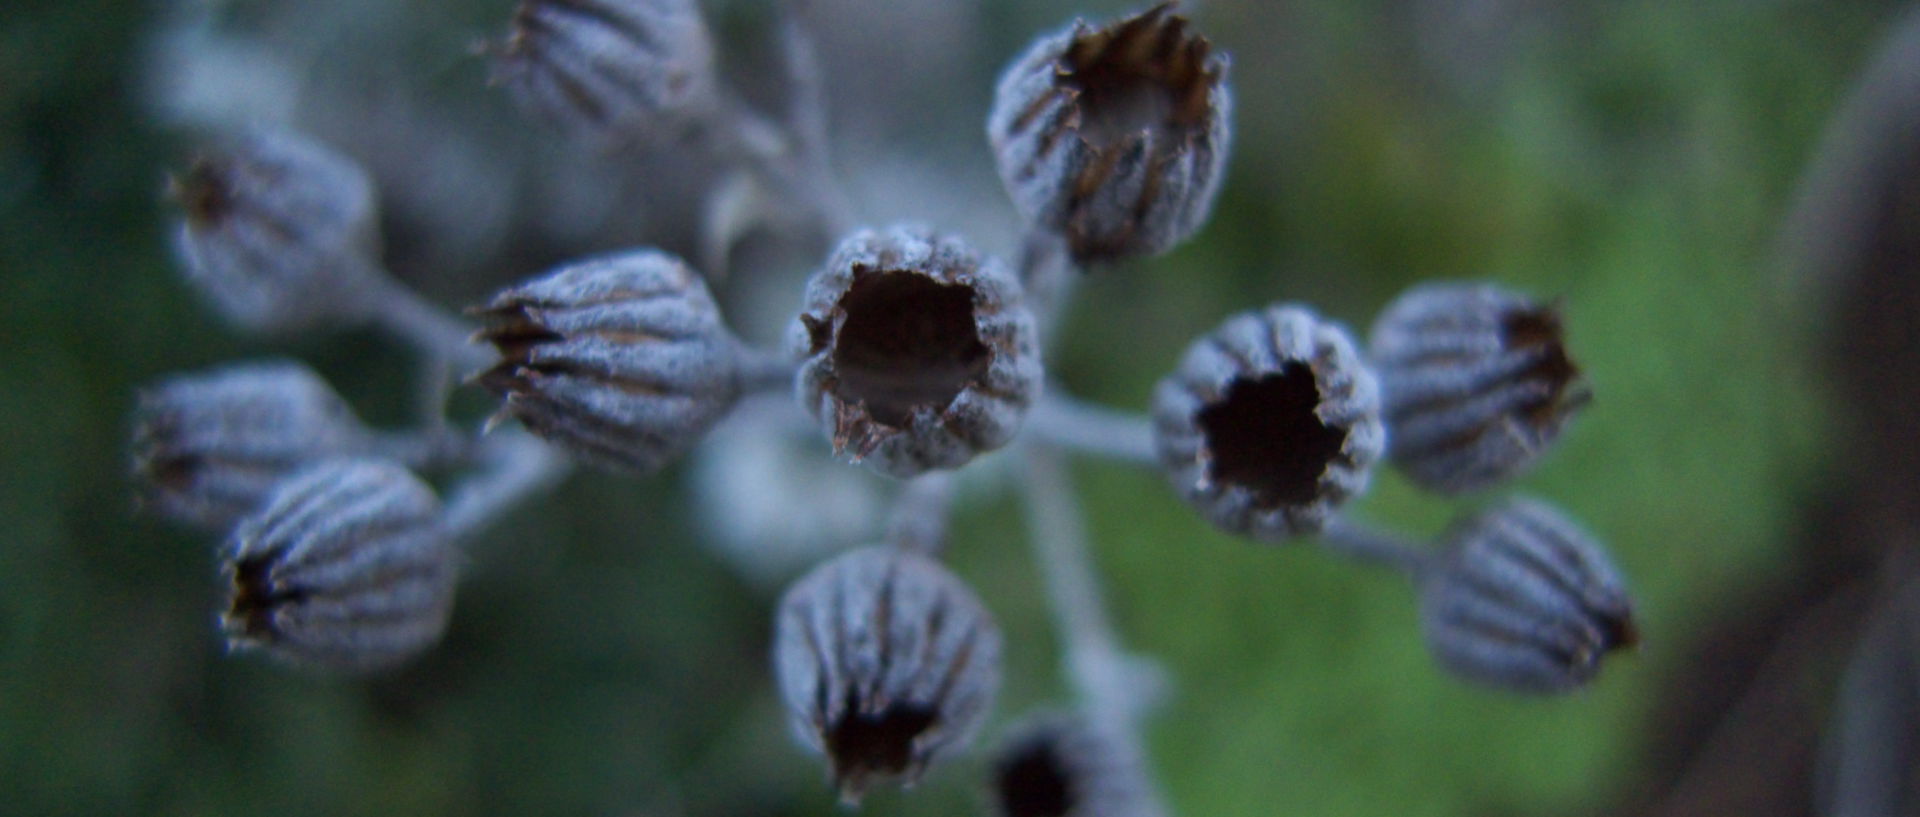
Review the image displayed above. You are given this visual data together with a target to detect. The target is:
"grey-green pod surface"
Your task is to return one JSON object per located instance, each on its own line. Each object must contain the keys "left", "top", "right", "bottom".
{"left": 790, "top": 225, "right": 1041, "bottom": 479}
{"left": 221, "top": 458, "right": 456, "bottom": 673}
{"left": 1151, "top": 304, "right": 1384, "bottom": 540}
{"left": 169, "top": 128, "right": 382, "bottom": 332}
{"left": 490, "top": 0, "right": 717, "bottom": 143}
{"left": 773, "top": 545, "right": 1003, "bottom": 803}
{"left": 132, "top": 360, "right": 370, "bottom": 530}
{"left": 474, "top": 248, "right": 742, "bottom": 473}
{"left": 987, "top": 2, "right": 1230, "bottom": 264}
{"left": 990, "top": 711, "right": 1165, "bottom": 817}
{"left": 1418, "top": 497, "right": 1636, "bottom": 693}
{"left": 1368, "top": 282, "right": 1589, "bottom": 494}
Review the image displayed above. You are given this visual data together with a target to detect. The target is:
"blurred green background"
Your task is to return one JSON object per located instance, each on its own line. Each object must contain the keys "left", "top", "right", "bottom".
{"left": 0, "top": 0, "right": 1901, "bottom": 814}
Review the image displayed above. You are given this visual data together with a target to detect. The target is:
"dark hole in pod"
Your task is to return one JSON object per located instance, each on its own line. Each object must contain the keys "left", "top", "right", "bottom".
{"left": 825, "top": 702, "right": 939, "bottom": 784}
{"left": 831, "top": 270, "right": 989, "bottom": 428}
{"left": 174, "top": 158, "right": 234, "bottom": 226}
{"left": 227, "top": 553, "right": 304, "bottom": 638}
{"left": 1062, "top": 7, "right": 1216, "bottom": 146}
{"left": 995, "top": 736, "right": 1076, "bottom": 817}
{"left": 1500, "top": 307, "right": 1582, "bottom": 424}
{"left": 1197, "top": 362, "right": 1348, "bottom": 508}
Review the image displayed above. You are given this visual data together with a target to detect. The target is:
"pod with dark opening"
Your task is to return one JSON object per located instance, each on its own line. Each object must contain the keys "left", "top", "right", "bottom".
{"left": 1367, "top": 282, "right": 1590, "bottom": 494}
{"left": 221, "top": 458, "right": 456, "bottom": 673}
{"left": 773, "top": 545, "right": 1002, "bottom": 803}
{"left": 987, "top": 2, "right": 1231, "bottom": 264}
{"left": 989, "top": 711, "right": 1164, "bottom": 817}
{"left": 1418, "top": 497, "right": 1636, "bottom": 693}
{"left": 132, "top": 360, "right": 370, "bottom": 530}
{"left": 1151, "top": 305, "right": 1384, "bottom": 540}
{"left": 790, "top": 225, "right": 1041, "bottom": 478}
{"left": 474, "top": 249, "right": 743, "bottom": 473}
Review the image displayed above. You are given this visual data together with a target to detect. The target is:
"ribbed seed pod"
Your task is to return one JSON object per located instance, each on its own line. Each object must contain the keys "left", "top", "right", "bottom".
{"left": 1418, "top": 497, "right": 1636, "bottom": 693}
{"left": 132, "top": 360, "right": 369, "bottom": 530}
{"left": 989, "top": 712, "right": 1164, "bottom": 817}
{"left": 221, "top": 459, "right": 456, "bottom": 673}
{"left": 474, "top": 249, "right": 742, "bottom": 473}
{"left": 987, "top": 2, "right": 1231, "bottom": 264}
{"left": 790, "top": 225, "right": 1041, "bottom": 479}
{"left": 773, "top": 545, "right": 1003, "bottom": 803}
{"left": 1151, "top": 305, "right": 1385, "bottom": 540}
{"left": 1368, "top": 282, "right": 1590, "bottom": 494}
{"left": 168, "top": 128, "right": 381, "bottom": 332}
{"left": 489, "top": 0, "right": 717, "bottom": 143}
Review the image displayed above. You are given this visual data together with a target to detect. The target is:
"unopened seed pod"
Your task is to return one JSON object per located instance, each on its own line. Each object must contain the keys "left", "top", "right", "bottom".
{"left": 222, "top": 459, "right": 456, "bottom": 673}
{"left": 990, "top": 712, "right": 1165, "bottom": 817}
{"left": 1151, "top": 305, "right": 1384, "bottom": 540}
{"left": 474, "top": 249, "right": 742, "bottom": 473}
{"left": 168, "top": 129, "right": 381, "bottom": 332}
{"left": 490, "top": 0, "right": 717, "bottom": 143}
{"left": 132, "top": 360, "right": 369, "bottom": 530}
{"left": 987, "top": 2, "right": 1231, "bottom": 264}
{"left": 774, "top": 545, "right": 1003, "bottom": 803}
{"left": 790, "top": 225, "right": 1041, "bottom": 478}
{"left": 1368, "top": 283, "right": 1590, "bottom": 494}
{"left": 1418, "top": 497, "right": 1636, "bottom": 693}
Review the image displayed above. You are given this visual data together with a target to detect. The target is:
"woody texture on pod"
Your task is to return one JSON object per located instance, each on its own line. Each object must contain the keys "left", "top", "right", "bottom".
{"left": 792, "top": 224, "right": 1041, "bottom": 478}
{"left": 988, "top": 1, "right": 1230, "bottom": 263}
{"left": 488, "top": 0, "right": 718, "bottom": 143}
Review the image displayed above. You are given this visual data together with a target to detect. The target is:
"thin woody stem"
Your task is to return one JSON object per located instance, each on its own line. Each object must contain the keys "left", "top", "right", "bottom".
{"left": 441, "top": 429, "right": 571, "bottom": 541}
{"left": 1026, "top": 392, "right": 1158, "bottom": 465}
{"left": 1319, "top": 515, "right": 1434, "bottom": 578}
{"left": 355, "top": 263, "right": 494, "bottom": 371}
{"left": 887, "top": 472, "right": 956, "bottom": 556}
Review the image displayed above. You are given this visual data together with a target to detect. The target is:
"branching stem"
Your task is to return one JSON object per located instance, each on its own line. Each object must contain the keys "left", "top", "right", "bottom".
{"left": 442, "top": 430, "right": 571, "bottom": 541}
{"left": 1319, "top": 515, "right": 1433, "bottom": 578}
{"left": 1027, "top": 392, "right": 1158, "bottom": 465}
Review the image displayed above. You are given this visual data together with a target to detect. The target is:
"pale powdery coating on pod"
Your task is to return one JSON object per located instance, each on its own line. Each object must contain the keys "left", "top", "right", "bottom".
{"left": 490, "top": 0, "right": 717, "bottom": 143}
{"left": 1151, "top": 305, "right": 1385, "bottom": 540}
{"left": 990, "top": 711, "right": 1166, "bottom": 817}
{"left": 790, "top": 225, "right": 1041, "bottom": 479}
{"left": 774, "top": 545, "right": 1003, "bottom": 803}
{"left": 474, "top": 249, "right": 742, "bottom": 473}
{"left": 132, "top": 360, "right": 368, "bottom": 530}
{"left": 221, "top": 459, "right": 456, "bottom": 673}
{"left": 987, "top": 2, "right": 1231, "bottom": 263}
{"left": 1418, "top": 497, "right": 1636, "bottom": 694}
{"left": 1368, "top": 282, "right": 1590, "bottom": 494}
{"left": 169, "top": 129, "right": 382, "bottom": 332}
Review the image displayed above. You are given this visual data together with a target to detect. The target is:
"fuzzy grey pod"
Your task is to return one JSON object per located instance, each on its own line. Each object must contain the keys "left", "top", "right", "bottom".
{"left": 475, "top": 249, "right": 743, "bottom": 473}
{"left": 774, "top": 545, "right": 1003, "bottom": 803}
{"left": 990, "top": 712, "right": 1165, "bottom": 817}
{"left": 169, "top": 129, "right": 381, "bottom": 332}
{"left": 490, "top": 0, "right": 717, "bottom": 143}
{"left": 1368, "top": 282, "right": 1590, "bottom": 494}
{"left": 790, "top": 225, "right": 1041, "bottom": 479}
{"left": 222, "top": 459, "right": 456, "bottom": 673}
{"left": 1418, "top": 497, "right": 1636, "bottom": 694}
{"left": 132, "top": 360, "right": 369, "bottom": 530}
{"left": 987, "top": 2, "right": 1231, "bottom": 264}
{"left": 1151, "top": 305, "right": 1385, "bottom": 540}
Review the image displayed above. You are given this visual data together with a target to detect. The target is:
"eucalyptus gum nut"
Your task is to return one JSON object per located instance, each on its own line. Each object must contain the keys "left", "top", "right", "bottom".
{"left": 169, "top": 129, "right": 382, "bottom": 332}
{"left": 987, "top": 2, "right": 1231, "bottom": 264}
{"left": 1417, "top": 497, "right": 1637, "bottom": 693}
{"left": 1368, "top": 282, "right": 1590, "bottom": 494}
{"left": 132, "top": 360, "right": 370, "bottom": 530}
{"left": 221, "top": 458, "right": 456, "bottom": 673}
{"left": 1151, "top": 304, "right": 1384, "bottom": 540}
{"left": 791, "top": 225, "right": 1041, "bottom": 479}
{"left": 473, "top": 249, "right": 742, "bottom": 474}
{"left": 774, "top": 546, "right": 1003, "bottom": 804}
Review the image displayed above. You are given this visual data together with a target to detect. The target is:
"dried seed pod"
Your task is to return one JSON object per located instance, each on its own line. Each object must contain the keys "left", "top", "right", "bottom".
{"left": 1368, "top": 282, "right": 1590, "bottom": 494}
{"left": 489, "top": 0, "right": 717, "bottom": 143}
{"left": 132, "top": 360, "right": 370, "bottom": 530}
{"left": 1418, "top": 497, "right": 1636, "bottom": 693}
{"left": 221, "top": 458, "right": 456, "bottom": 672}
{"left": 168, "top": 128, "right": 382, "bottom": 332}
{"left": 474, "top": 249, "right": 742, "bottom": 473}
{"left": 990, "top": 711, "right": 1164, "bottom": 817}
{"left": 1151, "top": 305, "right": 1385, "bottom": 540}
{"left": 987, "top": 2, "right": 1231, "bottom": 264}
{"left": 773, "top": 545, "right": 1003, "bottom": 803}
{"left": 790, "top": 225, "right": 1041, "bottom": 479}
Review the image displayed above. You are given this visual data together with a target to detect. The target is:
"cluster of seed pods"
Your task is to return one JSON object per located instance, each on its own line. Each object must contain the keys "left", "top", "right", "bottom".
{"left": 132, "top": 0, "right": 1637, "bottom": 812}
